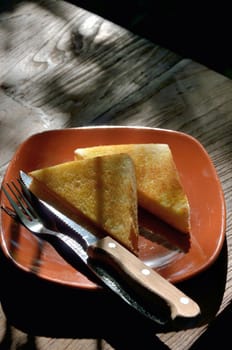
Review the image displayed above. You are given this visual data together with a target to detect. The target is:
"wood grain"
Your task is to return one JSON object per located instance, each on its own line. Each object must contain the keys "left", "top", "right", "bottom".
{"left": 0, "top": 1, "right": 232, "bottom": 349}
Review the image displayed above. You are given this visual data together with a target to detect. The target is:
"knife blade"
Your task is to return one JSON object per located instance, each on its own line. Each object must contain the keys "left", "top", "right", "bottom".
{"left": 20, "top": 170, "right": 200, "bottom": 324}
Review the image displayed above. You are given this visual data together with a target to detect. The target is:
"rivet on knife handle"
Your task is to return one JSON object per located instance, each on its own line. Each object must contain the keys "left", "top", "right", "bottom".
{"left": 87, "top": 236, "right": 201, "bottom": 320}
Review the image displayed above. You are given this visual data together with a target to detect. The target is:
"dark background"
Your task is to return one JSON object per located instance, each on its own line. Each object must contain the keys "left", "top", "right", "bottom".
{"left": 73, "top": 1, "right": 232, "bottom": 78}
{"left": 1, "top": 0, "right": 231, "bottom": 78}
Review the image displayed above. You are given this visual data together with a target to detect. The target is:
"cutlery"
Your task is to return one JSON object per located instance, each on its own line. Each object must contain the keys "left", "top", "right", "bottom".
{"left": 2, "top": 171, "right": 201, "bottom": 325}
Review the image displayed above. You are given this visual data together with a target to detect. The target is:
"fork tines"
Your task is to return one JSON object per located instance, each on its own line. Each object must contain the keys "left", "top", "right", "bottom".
{"left": 1, "top": 179, "right": 37, "bottom": 220}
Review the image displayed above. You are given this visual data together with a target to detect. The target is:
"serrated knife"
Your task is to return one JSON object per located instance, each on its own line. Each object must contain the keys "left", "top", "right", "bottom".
{"left": 20, "top": 170, "right": 200, "bottom": 325}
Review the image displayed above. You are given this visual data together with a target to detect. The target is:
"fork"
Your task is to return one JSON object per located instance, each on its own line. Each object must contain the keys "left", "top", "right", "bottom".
{"left": 2, "top": 180, "right": 46, "bottom": 232}
{"left": 1, "top": 179, "right": 89, "bottom": 261}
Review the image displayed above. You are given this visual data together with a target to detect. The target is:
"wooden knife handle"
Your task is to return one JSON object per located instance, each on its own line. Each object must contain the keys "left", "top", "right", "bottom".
{"left": 88, "top": 236, "right": 200, "bottom": 320}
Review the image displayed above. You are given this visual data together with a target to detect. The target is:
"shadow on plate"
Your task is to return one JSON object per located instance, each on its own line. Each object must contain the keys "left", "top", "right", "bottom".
{"left": 139, "top": 207, "right": 191, "bottom": 253}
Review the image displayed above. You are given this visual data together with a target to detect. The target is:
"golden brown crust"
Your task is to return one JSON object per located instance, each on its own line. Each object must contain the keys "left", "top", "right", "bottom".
{"left": 74, "top": 144, "right": 191, "bottom": 233}
{"left": 29, "top": 154, "right": 139, "bottom": 254}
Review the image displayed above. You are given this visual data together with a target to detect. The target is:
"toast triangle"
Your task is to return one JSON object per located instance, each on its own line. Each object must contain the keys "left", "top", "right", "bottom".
{"left": 74, "top": 144, "right": 191, "bottom": 234}
{"left": 29, "top": 153, "right": 139, "bottom": 254}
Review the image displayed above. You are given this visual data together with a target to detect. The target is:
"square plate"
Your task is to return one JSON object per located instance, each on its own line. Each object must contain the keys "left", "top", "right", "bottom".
{"left": 0, "top": 126, "right": 226, "bottom": 289}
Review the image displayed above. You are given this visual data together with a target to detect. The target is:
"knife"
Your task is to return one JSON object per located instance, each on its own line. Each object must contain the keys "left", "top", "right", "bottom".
{"left": 20, "top": 170, "right": 200, "bottom": 324}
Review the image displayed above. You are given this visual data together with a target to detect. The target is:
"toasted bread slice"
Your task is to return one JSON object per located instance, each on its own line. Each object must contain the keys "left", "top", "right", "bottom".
{"left": 74, "top": 144, "right": 191, "bottom": 233}
{"left": 29, "top": 154, "right": 139, "bottom": 254}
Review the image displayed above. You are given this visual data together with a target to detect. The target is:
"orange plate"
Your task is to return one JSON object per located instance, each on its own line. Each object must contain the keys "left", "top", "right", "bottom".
{"left": 0, "top": 126, "right": 226, "bottom": 289}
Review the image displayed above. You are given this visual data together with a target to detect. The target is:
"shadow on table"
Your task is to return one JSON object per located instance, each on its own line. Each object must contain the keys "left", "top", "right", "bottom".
{"left": 0, "top": 238, "right": 228, "bottom": 350}
{"left": 1, "top": 0, "right": 232, "bottom": 78}
{"left": 1, "top": 0, "right": 232, "bottom": 137}
{"left": 70, "top": 0, "right": 232, "bottom": 78}
{"left": 190, "top": 300, "right": 232, "bottom": 349}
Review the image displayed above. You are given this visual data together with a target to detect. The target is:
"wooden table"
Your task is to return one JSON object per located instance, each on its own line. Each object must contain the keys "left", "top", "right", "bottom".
{"left": 0, "top": 1, "right": 231, "bottom": 349}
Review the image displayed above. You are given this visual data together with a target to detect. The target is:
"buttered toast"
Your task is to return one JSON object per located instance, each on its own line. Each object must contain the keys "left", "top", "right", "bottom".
{"left": 29, "top": 154, "right": 139, "bottom": 254}
{"left": 74, "top": 144, "right": 191, "bottom": 234}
